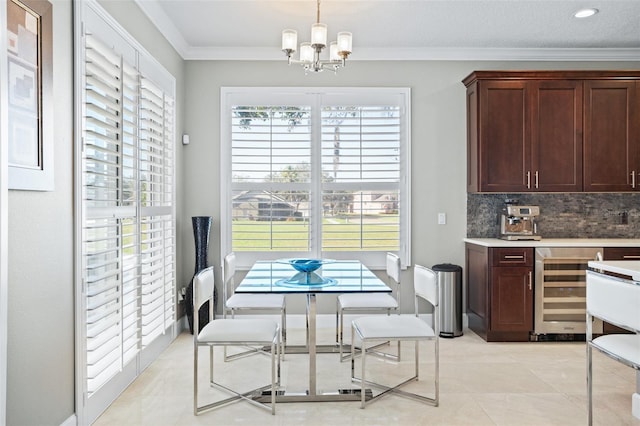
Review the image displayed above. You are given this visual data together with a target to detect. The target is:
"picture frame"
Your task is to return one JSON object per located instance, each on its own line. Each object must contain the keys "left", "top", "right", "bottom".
{"left": 7, "top": 0, "right": 53, "bottom": 191}
{"left": 8, "top": 110, "right": 39, "bottom": 168}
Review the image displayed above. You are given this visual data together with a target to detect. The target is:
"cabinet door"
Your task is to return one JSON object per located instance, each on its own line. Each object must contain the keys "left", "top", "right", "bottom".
{"left": 490, "top": 266, "right": 533, "bottom": 332}
{"left": 584, "top": 80, "right": 639, "bottom": 191}
{"left": 531, "top": 80, "right": 583, "bottom": 191}
{"left": 466, "top": 243, "right": 489, "bottom": 338}
{"left": 479, "top": 81, "right": 530, "bottom": 192}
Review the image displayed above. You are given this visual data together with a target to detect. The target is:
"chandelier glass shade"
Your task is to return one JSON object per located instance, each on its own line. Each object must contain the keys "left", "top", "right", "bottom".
{"left": 281, "top": 0, "right": 352, "bottom": 73}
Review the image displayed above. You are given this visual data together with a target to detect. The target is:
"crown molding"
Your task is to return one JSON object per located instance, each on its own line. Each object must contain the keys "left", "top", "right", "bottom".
{"left": 182, "top": 46, "right": 640, "bottom": 62}
{"left": 182, "top": 46, "right": 283, "bottom": 61}
{"left": 352, "top": 47, "right": 640, "bottom": 62}
{"left": 134, "top": 0, "right": 190, "bottom": 57}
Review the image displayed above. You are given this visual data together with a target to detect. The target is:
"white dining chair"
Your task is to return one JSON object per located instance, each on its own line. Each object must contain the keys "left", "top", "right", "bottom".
{"left": 337, "top": 252, "right": 401, "bottom": 361}
{"left": 350, "top": 264, "right": 439, "bottom": 409}
{"left": 223, "top": 252, "right": 287, "bottom": 361}
{"left": 586, "top": 270, "right": 640, "bottom": 425}
{"left": 192, "top": 266, "right": 281, "bottom": 415}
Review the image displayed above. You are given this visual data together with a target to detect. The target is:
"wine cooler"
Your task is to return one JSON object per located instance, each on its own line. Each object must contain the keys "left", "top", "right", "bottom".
{"left": 534, "top": 247, "right": 603, "bottom": 336}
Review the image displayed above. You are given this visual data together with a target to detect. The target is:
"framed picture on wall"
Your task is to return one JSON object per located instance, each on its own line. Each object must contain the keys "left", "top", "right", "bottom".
{"left": 6, "top": 0, "right": 53, "bottom": 191}
{"left": 8, "top": 110, "right": 39, "bottom": 168}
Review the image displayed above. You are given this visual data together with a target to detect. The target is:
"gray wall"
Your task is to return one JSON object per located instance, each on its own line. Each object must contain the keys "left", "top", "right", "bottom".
{"left": 6, "top": 1, "right": 185, "bottom": 424}
{"left": 7, "top": 0, "right": 73, "bottom": 424}
{"left": 182, "top": 60, "right": 640, "bottom": 314}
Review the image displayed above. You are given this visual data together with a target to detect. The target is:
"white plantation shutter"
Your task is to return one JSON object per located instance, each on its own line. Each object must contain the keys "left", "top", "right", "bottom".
{"left": 159, "top": 91, "right": 176, "bottom": 329}
{"left": 321, "top": 106, "right": 400, "bottom": 183}
{"left": 231, "top": 106, "right": 311, "bottom": 184}
{"left": 139, "top": 214, "right": 175, "bottom": 347}
{"left": 76, "top": 2, "right": 176, "bottom": 423}
{"left": 139, "top": 78, "right": 175, "bottom": 346}
{"left": 321, "top": 106, "right": 401, "bottom": 251}
{"left": 120, "top": 216, "right": 139, "bottom": 363}
{"left": 221, "top": 88, "right": 410, "bottom": 268}
{"left": 83, "top": 33, "right": 140, "bottom": 394}
{"left": 230, "top": 106, "right": 312, "bottom": 252}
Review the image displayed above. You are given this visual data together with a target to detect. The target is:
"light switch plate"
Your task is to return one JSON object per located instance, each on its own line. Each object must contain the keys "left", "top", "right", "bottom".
{"left": 438, "top": 213, "right": 446, "bottom": 225}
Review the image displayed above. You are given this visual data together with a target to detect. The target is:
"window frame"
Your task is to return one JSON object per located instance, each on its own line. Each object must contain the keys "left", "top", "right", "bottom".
{"left": 220, "top": 87, "right": 411, "bottom": 270}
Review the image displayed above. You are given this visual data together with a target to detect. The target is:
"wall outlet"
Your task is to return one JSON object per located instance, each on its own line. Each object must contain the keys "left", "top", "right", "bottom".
{"left": 438, "top": 212, "right": 446, "bottom": 225}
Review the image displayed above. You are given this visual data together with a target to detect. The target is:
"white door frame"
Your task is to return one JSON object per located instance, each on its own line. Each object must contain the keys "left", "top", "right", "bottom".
{"left": 0, "top": 2, "right": 10, "bottom": 422}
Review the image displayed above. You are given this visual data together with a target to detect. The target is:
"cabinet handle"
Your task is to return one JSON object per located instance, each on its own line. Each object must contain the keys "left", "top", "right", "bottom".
{"left": 632, "top": 171, "right": 636, "bottom": 189}
{"left": 526, "top": 171, "right": 531, "bottom": 189}
{"left": 535, "top": 171, "right": 539, "bottom": 189}
{"left": 528, "top": 271, "right": 532, "bottom": 291}
{"left": 504, "top": 255, "right": 525, "bottom": 260}
{"left": 623, "top": 255, "right": 640, "bottom": 259}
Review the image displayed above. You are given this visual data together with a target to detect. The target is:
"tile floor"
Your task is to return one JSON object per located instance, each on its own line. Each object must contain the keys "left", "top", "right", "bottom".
{"left": 94, "top": 324, "right": 640, "bottom": 426}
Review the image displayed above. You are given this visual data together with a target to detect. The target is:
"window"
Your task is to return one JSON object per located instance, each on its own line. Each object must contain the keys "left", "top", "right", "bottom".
{"left": 221, "top": 88, "right": 411, "bottom": 269}
{"left": 75, "top": 2, "right": 176, "bottom": 424}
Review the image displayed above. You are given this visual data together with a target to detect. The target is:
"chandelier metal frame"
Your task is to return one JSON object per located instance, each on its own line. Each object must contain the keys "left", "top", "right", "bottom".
{"left": 281, "top": 0, "right": 352, "bottom": 74}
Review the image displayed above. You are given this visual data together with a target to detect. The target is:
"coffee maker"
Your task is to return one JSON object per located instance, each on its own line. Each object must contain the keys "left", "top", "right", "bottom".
{"left": 499, "top": 200, "right": 541, "bottom": 241}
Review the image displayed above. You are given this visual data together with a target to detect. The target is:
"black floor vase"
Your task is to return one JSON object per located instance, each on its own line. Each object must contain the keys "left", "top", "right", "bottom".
{"left": 185, "top": 216, "right": 215, "bottom": 334}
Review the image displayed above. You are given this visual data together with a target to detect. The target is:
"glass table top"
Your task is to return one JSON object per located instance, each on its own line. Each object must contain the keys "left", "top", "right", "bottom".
{"left": 236, "top": 260, "right": 391, "bottom": 294}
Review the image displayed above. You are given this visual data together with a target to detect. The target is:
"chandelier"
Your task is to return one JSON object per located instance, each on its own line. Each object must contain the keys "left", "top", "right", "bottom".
{"left": 281, "top": 0, "right": 352, "bottom": 74}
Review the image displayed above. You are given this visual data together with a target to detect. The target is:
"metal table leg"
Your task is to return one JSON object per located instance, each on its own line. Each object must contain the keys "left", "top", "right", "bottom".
{"left": 308, "top": 293, "right": 317, "bottom": 396}
{"left": 254, "top": 291, "right": 371, "bottom": 403}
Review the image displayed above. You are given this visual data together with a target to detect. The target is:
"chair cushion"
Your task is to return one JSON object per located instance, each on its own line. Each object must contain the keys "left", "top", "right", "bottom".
{"left": 226, "top": 293, "right": 285, "bottom": 309}
{"left": 198, "top": 319, "right": 279, "bottom": 344}
{"left": 353, "top": 315, "right": 435, "bottom": 341}
{"left": 338, "top": 293, "right": 398, "bottom": 309}
{"left": 592, "top": 334, "right": 640, "bottom": 367}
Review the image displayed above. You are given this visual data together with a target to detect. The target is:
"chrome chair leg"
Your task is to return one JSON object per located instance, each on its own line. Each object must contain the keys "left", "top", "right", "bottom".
{"left": 348, "top": 265, "right": 440, "bottom": 410}
{"left": 587, "top": 342, "right": 593, "bottom": 426}
{"left": 282, "top": 307, "right": 287, "bottom": 360}
{"left": 335, "top": 299, "right": 340, "bottom": 347}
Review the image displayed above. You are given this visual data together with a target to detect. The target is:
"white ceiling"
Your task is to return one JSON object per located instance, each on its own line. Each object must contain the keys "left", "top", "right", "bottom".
{"left": 131, "top": 0, "right": 640, "bottom": 61}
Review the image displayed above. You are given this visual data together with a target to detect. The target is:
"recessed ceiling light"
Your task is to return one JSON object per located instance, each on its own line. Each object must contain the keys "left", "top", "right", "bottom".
{"left": 574, "top": 8, "right": 598, "bottom": 18}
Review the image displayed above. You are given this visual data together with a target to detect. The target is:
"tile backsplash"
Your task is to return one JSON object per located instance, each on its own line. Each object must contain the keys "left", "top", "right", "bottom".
{"left": 467, "top": 193, "right": 640, "bottom": 238}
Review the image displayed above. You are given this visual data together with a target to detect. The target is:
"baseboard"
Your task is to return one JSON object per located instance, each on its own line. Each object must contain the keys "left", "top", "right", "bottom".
{"left": 180, "top": 314, "right": 188, "bottom": 331}
{"left": 60, "top": 413, "right": 76, "bottom": 426}
{"left": 632, "top": 393, "right": 640, "bottom": 420}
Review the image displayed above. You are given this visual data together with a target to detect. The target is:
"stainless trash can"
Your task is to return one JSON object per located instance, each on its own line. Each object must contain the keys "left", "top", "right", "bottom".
{"left": 432, "top": 263, "right": 463, "bottom": 338}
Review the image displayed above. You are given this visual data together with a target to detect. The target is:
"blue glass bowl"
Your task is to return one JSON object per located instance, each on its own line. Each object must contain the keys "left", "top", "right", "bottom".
{"left": 279, "top": 258, "right": 334, "bottom": 273}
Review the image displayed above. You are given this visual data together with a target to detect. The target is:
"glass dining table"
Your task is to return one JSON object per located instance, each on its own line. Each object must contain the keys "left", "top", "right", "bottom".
{"left": 235, "top": 259, "right": 392, "bottom": 402}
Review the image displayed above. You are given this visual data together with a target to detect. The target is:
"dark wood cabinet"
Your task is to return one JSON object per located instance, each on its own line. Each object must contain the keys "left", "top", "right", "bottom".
{"left": 583, "top": 81, "right": 640, "bottom": 192}
{"left": 603, "top": 247, "right": 640, "bottom": 261}
{"left": 466, "top": 243, "right": 533, "bottom": 341}
{"left": 466, "top": 243, "right": 489, "bottom": 338}
{"left": 464, "top": 71, "right": 640, "bottom": 193}
{"left": 466, "top": 74, "right": 582, "bottom": 193}
{"left": 474, "top": 80, "right": 529, "bottom": 192}
{"left": 531, "top": 80, "right": 583, "bottom": 192}
{"left": 490, "top": 266, "right": 533, "bottom": 333}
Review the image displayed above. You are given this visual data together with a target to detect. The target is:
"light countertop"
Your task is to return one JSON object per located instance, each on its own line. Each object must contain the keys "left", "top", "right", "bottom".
{"left": 464, "top": 238, "right": 640, "bottom": 248}
{"left": 588, "top": 260, "right": 640, "bottom": 281}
